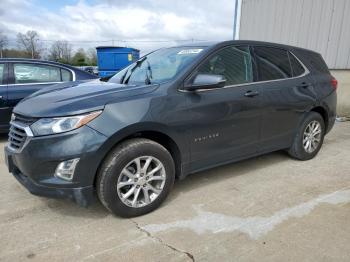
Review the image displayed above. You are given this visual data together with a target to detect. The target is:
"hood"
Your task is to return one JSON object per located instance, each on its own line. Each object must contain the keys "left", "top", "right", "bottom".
{"left": 14, "top": 80, "right": 159, "bottom": 117}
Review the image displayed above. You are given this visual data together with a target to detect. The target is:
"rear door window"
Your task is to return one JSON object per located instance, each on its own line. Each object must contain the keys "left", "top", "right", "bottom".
{"left": 289, "top": 52, "right": 305, "bottom": 76}
{"left": 197, "top": 45, "right": 253, "bottom": 86}
{"left": 254, "top": 47, "right": 292, "bottom": 81}
{"left": 61, "top": 68, "right": 72, "bottom": 81}
{"left": 14, "top": 63, "right": 61, "bottom": 84}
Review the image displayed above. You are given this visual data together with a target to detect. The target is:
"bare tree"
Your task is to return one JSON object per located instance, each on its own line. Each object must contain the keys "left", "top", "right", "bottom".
{"left": 0, "top": 32, "right": 8, "bottom": 58}
{"left": 49, "top": 40, "right": 73, "bottom": 63}
{"left": 17, "top": 30, "right": 42, "bottom": 59}
{"left": 61, "top": 41, "right": 73, "bottom": 63}
{"left": 87, "top": 47, "right": 97, "bottom": 65}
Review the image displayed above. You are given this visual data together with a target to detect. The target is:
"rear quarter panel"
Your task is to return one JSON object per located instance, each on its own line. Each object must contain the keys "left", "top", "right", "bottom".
{"left": 292, "top": 49, "right": 334, "bottom": 98}
{"left": 292, "top": 49, "right": 337, "bottom": 132}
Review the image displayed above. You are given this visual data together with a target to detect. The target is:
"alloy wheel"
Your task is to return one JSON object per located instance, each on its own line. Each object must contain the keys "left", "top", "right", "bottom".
{"left": 303, "top": 120, "right": 322, "bottom": 153}
{"left": 117, "top": 156, "right": 166, "bottom": 208}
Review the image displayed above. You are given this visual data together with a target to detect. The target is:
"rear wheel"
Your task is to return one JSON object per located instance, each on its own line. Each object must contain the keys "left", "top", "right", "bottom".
{"left": 97, "top": 138, "right": 175, "bottom": 217}
{"left": 288, "top": 112, "right": 325, "bottom": 160}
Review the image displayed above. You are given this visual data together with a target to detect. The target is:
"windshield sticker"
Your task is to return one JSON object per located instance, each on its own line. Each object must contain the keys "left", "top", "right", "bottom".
{"left": 178, "top": 49, "right": 203, "bottom": 55}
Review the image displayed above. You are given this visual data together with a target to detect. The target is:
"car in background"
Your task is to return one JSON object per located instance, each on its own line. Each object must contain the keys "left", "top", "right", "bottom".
{"left": 83, "top": 66, "right": 98, "bottom": 75}
{"left": 0, "top": 58, "right": 99, "bottom": 132}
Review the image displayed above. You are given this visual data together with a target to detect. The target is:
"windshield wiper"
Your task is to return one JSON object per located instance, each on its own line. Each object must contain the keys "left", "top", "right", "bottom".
{"left": 119, "top": 70, "right": 128, "bottom": 84}
{"left": 123, "top": 57, "right": 147, "bottom": 84}
{"left": 145, "top": 60, "right": 153, "bottom": 85}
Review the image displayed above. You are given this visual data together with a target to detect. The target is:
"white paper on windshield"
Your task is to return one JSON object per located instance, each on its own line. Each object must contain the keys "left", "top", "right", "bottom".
{"left": 177, "top": 49, "right": 203, "bottom": 55}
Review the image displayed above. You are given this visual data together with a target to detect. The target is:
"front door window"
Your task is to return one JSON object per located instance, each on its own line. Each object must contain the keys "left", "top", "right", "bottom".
{"left": 197, "top": 46, "right": 253, "bottom": 86}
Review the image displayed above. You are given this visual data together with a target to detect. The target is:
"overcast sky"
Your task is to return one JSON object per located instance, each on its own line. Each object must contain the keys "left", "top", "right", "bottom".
{"left": 1, "top": 0, "right": 235, "bottom": 53}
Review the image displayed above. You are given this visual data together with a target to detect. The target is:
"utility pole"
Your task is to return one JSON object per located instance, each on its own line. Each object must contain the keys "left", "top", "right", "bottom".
{"left": 233, "top": 0, "right": 239, "bottom": 40}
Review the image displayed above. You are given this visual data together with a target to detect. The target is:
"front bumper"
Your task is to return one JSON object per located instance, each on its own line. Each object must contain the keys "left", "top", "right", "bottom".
{"left": 4, "top": 125, "right": 108, "bottom": 206}
{"left": 9, "top": 163, "right": 94, "bottom": 206}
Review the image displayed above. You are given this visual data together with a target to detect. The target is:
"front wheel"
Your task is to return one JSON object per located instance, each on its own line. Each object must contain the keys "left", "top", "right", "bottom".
{"left": 288, "top": 112, "right": 325, "bottom": 160}
{"left": 96, "top": 138, "right": 175, "bottom": 217}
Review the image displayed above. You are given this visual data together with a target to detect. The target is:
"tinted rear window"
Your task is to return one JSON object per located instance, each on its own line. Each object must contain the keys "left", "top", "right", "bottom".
{"left": 289, "top": 52, "right": 305, "bottom": 76}
{"left": 308, "top": 53, "right": 329, "bottom": 74}
{"left": 254, "top": 47, "right": 292, "bottom": 81}
{"left": 293, "top": 50, "right": 329, "bottom": 74}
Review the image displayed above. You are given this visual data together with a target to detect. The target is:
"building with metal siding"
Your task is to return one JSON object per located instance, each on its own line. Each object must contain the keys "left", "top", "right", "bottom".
{"left": 238, "top": 0, "right": 350, "bottom": 70}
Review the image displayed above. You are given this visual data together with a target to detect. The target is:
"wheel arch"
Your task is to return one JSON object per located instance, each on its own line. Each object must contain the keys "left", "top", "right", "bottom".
{"left": 93, "top": 123, "right": 187, "bottom": 187}
{"left": 121, "top": 130, "right": 183, "bottom": 179}
{"left": 310, "top": 106, "right": 329, "bottom": 130}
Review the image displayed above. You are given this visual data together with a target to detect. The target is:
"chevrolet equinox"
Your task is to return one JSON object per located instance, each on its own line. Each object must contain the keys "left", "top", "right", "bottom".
{"left": 5, "top": 41, "right": 337, "bottom": 217}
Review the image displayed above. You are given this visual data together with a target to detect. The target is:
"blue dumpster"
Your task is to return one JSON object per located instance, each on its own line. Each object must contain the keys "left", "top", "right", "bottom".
{"left": 96, "top": 46, "right": 140, "bottom": 77}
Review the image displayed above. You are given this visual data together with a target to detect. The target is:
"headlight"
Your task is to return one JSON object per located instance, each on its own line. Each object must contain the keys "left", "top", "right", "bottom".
{"left": 31, "top": 111, "right": 102, "bottom": 136}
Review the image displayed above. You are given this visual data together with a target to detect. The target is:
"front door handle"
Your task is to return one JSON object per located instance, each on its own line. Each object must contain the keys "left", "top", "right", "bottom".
{"left": 244, "top": 90, "right": 259, "bottom": 97}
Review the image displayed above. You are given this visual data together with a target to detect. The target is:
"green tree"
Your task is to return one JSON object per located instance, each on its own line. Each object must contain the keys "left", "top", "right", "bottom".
{"left": 2, "top": 48, "right": 32, "bottom": 58}
{"left": 72, "top": 48, "right": 87, "bottom": 66}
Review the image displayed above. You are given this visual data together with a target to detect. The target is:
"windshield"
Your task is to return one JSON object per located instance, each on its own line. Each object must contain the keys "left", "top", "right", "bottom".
{"left": 108, "top": 47, "right": 205, "bottom": 85}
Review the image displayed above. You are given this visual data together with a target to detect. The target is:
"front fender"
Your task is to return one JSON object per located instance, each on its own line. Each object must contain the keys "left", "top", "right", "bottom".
{"left": 87, "top": 100, "right": 191, "bottom": 179}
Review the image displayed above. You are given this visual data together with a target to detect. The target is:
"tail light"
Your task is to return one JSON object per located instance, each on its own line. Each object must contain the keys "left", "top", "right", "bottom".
{"left": 331, "top": 76, "right": 338, "bottom": 90}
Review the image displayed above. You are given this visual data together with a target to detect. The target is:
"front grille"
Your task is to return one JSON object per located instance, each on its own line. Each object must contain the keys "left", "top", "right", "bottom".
{"left": 8, "top": 114, "right": 36, "bottom": 151}
{"left": 12, "top": 113, "right": 37, "bottom": 125}
{"left": 8, "top": 125, "right": 27, "bottom": 150}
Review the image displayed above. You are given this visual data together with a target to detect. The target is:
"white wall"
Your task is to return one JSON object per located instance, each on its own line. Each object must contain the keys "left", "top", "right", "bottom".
{"left": 239, "top": 0, "right": 350, "bottom": 69}
{"left": 330, "top": 70, "right": 350, "bottom": 116}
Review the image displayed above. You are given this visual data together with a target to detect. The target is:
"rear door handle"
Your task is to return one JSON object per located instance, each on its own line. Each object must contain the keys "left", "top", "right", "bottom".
{"left": 244, "top": 90, "right": 259, "bottom": 97}
{"left": 297, "top": 82, "right": 311, "bottom": 88}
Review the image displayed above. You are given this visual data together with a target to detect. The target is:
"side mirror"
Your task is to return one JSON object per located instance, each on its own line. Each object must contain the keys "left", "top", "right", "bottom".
{"left": 185, "top": 74, "right": 226, "bottom": 91}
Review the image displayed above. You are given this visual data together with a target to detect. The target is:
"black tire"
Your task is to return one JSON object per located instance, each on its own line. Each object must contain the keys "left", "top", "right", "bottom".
{"left": 96, "top": 138, "right": 175, "bottom": 217}
{"left": 288, "top": 112, "right": 325, "bottom": 160}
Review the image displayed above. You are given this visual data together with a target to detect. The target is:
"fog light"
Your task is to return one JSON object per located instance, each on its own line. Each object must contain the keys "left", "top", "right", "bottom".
{"left": 55, "top": 158, "right": 80, "bottom": 181}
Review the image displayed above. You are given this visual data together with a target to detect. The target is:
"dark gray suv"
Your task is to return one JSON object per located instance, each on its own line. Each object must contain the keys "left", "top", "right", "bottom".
{"left": 5, "top": 41, "right": 337, "bottom": 217}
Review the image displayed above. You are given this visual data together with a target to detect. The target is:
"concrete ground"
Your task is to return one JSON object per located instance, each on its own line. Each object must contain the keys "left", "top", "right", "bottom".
{"left": 1, "top": 122, "right": 350, "bottom": 262}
